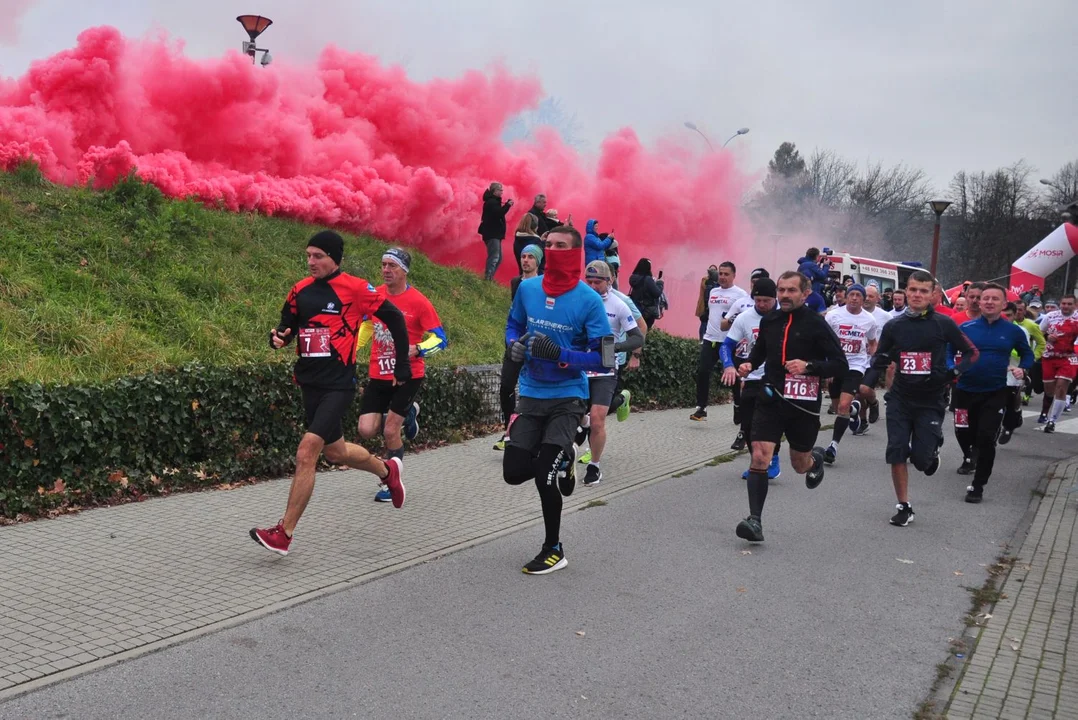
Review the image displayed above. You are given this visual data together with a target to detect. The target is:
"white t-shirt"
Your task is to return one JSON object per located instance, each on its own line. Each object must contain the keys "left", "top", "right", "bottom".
{"left": 727, "top": 308, "right": 766, "bottom": 381}
{"left": 587, "top": 291, "right": 636, "bottom": 378}
{"left": 704, "top": 285, "right": 749, "bottom": 342}
{"left": 868, "top": 306, "right": 892, "bottom": 331}
{"left": 826, "top": 306, "right": 880, "bottom": 373}
{"left": 889, "top": 307, "right": 906, "bottom": 319}
{"left": 724, "top": 296, "right": 756, "bottom": 326}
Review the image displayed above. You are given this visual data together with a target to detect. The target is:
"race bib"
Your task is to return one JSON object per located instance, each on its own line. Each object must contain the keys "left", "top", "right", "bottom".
{"left": 784, "top": 373, "right": 819, "bottom": 401}
{"left": 899, "top": 352, "right": 932, "bottom": 375}
{"left": 841, "top": 339, "right": 863, "bottom": 354}
{"left": 377, "top": 356, "right": 397, "bottom": 375}
{"left": 298, "top": 327, "right": 331, "bottom": 358}
{"left": 1069, "top": 356, "right": 1078, "bottom": 366}
{"left": 954, "top": 408, "right": 969, "bottom": 429}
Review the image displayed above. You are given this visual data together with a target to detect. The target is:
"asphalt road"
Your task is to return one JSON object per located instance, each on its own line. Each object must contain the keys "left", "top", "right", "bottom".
{"left": 4, "top": 416, "right": 1073, "bottom": 720}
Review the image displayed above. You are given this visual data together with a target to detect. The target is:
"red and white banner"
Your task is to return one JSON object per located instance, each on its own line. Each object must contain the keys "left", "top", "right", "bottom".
{"left": 1009, "top": 224, "right": 1078, "bottom": 296}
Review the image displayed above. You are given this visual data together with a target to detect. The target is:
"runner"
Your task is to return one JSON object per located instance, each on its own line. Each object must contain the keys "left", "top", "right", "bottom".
{"left": 1036, "top": 294, "right": 1078, "bottom": 433}
{"left": 720, "top": 277, "right": 782, "bottom": 481}
{"left": 952, "top": 284, "right": 1033, "bottom": 502}
{"left": 358, "top": 248, "right": 448, "bottom": 502}
{"left": 575, "top": 261, "right": 645, "bottom": 486}
{"left": 503, "top": 225, "right": 613, "bottom": 574}
{"left": 864, "top": 285, "right": 894, "bottom": 330}
{"left": 723, "top": 267, "right": 770, "bottom": 449}
{"left": 608, "top": 284, "right": 647, "bottom": 420}
{"left": 691, "top": 262, "right": 748, "bottom": 422}
{"left": 1014, "top": 300, "right": 1046, "bottom": 406}
{"left": 999, "top": 302, "right": 1030, "bottom": 444}
{"left": 958, "top": 282, "right": 985, "bottom": 323}
{"left": 495, "top": 244, "right": 543, "bottom": 451}
{"left": 733, "top": 271, "right": 848, "bottom": 543}
{"left": 823, "top": 284, "right": 880, "bottom": 464}
{"left": 862, "top": 272, "right": 978, "bottom": 527}
{"left": 250, "top": 231, "right": 412, "bottom": 556}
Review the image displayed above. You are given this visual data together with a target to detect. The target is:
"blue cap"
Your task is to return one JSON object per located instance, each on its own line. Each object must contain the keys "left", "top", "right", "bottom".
{"left": 847, "top": 283, "right": 866, "bottom": 297}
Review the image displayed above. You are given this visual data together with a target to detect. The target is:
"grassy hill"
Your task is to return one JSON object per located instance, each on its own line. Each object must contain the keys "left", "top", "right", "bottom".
{"left": 0, "top": 163, "right": 508, "bottom": 385}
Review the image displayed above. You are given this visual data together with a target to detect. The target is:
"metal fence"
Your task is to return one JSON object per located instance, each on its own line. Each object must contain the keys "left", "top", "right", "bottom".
{"left": 455, "top": 363, "right": 504, "bottom": 426}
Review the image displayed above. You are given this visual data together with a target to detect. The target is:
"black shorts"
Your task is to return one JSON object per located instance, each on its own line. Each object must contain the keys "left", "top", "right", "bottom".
{"left": 884, "top": 390, "right": 945, "bottom": 468}
{"left": 359, "top": 378, "right": 425, "bottom": 417}
{"left": 587, "top": 375, "right": 619, "bottom": 408}
{"left": 751, "top": 397, "right": 821, "bottom": 453}
{"left": 509, "top": 397, "right": 588, "bottom": 453}
{"left": 839, "top": 369, "right": 865, "bottom": 396}
{"left": 301, "top": 386, "right": 356, "bottom": 445}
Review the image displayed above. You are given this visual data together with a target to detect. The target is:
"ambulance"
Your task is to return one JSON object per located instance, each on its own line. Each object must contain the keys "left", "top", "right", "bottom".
{"left": 821, "top": 249, "right": 926, "bottom": 293}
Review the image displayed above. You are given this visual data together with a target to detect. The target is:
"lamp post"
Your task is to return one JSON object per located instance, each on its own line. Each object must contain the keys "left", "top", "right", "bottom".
{"left": 928, "top": 200, "right": 951, "bottom": 278}
{"left": 723, "top": 127, "right": 750, "bottom": 147}
{"left": 237, "top": 15, "right": 274, "bottom": 66}
{"left": 683, "top": 122, "right": 714, "bottom": 152}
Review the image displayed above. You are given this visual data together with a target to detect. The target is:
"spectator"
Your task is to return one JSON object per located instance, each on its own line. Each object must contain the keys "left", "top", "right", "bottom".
{"left": 513, "top": 213, "right": 543, "bottom": 275}
{"left": 477, "top": 182, "right": 513, "bottom": 280}
{"left": 1021, "top": 285, "right": 1043, "bottom": 305}
{"left": 527, "top": 194, "right": 560, "bottom": 236}
{"left": 882, "top": 288, "right": 894, "bottom": 312}
{"left": 695, "top": 265, "right": 720, "bottom": 339}
{"left": 953, "top": 296, "right": 968, "bottom": 314}
{"left": 545, "top": 208, "right": 572, "bottom": 229}
{"left": 843, "top": 275, "right": 855, "bottom": 288}
{"left": 585, "top": 219, "right": 615, "bottom": 264}
{"left": 629, "top": 258, "right": 665, "bottom": 329}
{"left": 797, "top": 247, "right": 831, "bottom": 294}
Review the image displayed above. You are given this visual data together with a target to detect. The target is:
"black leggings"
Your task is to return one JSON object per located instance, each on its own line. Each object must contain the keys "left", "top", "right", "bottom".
{"left": 503, "top": 443, "right": 566, "bottom": 548}
{"left": 499, "top": 350, "right": 524, "bottom": 427}
{"left": 696, "top": 340, "right": 721, "bottom": 409}
{"left": 953, "top": 387, "right": 1009, "bottom": 489}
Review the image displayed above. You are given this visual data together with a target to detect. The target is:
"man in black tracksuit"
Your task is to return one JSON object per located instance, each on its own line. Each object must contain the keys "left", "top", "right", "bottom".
{"left": 734, "top": 271, "right": 848, "bottom": 543}
{"left": 862, "top": 270, "right": 978, "bottom": 527}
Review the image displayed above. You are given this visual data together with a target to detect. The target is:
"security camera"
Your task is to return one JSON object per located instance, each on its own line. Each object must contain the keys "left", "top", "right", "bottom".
{"left": 260, "top": 52, "right": 272, "bottom": 67}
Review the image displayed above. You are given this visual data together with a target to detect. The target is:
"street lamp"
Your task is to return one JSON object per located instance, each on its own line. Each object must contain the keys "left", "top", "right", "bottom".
{"left": 928, "top": 200, "right": 951, "bottom": 278}
{"left": 237, "top": 14, "right": 273, "bottom": 66}
{"left": 683, "top": 121, "right": 714, "bottom": 152}
{"left": 1040, "top": 178, "right": 1064, "bottom": 192}
{"left": 723, "top": 127, "right": 750, "bottom": 147}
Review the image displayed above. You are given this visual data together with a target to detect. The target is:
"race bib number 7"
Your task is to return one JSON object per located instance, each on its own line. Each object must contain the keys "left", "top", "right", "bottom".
{"left": 784, "top": 373, "right": 819, "bottom": 401}
{"left": 899, "top": 352, "right": 932, "bottom": 375}
{"left": 298, "top": 327, "right": 331, "bottom": 358}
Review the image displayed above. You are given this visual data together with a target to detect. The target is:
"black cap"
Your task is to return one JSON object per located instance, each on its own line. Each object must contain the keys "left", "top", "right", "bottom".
{"left": 307, "top": 230, "right": 344, "bottom": 265}
{"left": 750, "top": 267, "right": 770, "bottom": 280}
{"left": 751, "top": 277, "right": 777, "bottom": 298}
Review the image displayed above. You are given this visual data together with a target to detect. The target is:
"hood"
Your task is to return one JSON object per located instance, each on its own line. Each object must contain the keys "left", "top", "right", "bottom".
{"left": 586, "top": 219, "right": 598, "bottom": 235}
{"left": 796, "top": 256, "right": 810, "bottom": 265}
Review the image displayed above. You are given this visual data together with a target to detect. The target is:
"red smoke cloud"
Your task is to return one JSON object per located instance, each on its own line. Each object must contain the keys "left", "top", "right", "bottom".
{"left": 0, "top": 26, "right": 747, "bottom": 335}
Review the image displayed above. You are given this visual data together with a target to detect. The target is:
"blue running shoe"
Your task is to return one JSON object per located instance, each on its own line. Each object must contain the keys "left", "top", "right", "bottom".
{"left": 768, "top": 453, "right": 782, "bottom": 479}
{"left": 741, "top": 468, "right": 750, "bottom": 480}
{"left": 403, "top": 402, "right": 420, "bottom": 441}
{"left": 374, "top": 484, "right": 392, "bottom": 503}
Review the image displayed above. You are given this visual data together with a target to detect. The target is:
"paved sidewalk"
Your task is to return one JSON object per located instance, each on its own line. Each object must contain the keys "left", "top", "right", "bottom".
{"left": 945, "top": 458, "right": 1078, "bottom": 720}
{"left": 0, "top": 405, "right": 741, "bottom": 698}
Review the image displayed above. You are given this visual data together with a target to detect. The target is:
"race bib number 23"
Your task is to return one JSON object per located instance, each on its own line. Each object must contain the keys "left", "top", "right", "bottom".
{"left": 899, "top": 352, "right": 932, "bottom": 375}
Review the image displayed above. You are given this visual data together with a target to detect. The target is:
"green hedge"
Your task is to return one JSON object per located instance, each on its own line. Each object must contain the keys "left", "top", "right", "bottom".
{"left": 0, "top": 331, "right": 725, "bottom": 519}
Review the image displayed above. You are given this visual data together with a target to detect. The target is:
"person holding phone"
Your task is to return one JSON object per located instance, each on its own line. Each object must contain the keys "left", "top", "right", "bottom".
{"left": 629, "top": 258, "right": 665, "bottom": 329}
{"left": 478, "top": 181, "right": 514, "bottom": 280}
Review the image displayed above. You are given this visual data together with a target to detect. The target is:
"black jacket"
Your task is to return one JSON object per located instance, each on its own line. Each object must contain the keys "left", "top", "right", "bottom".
{"left": 863, "top": 308, "right": 978, "bottom": 394}
{"left": 748, "top": 303, "right": 848, "bottom": 406}
{"left": 528, "top": 205, "right": 560, "bottom": 236}
{"left": 478, "top": 189, "right": 512, "bottom": 240}
{"left": 629, "top": 273, "right": 664, "bottom": 317}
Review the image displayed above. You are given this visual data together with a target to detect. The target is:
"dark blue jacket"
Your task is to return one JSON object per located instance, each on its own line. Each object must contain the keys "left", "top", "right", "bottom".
{"left": 797, "top": 256, "right": 830, "bottom": 294}
{"left": 957, "top": 316, "right": 1034, "bottom": 393}
{"left": 584, "top": 219, "right": 613, "bottom": 264}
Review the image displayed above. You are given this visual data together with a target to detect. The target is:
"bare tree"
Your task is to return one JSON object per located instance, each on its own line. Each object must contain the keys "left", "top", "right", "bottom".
{"left": 1038, "top": 159, "right": 1078, "bottom": 209}
{"left": 805, "top": 149, "right": 856, "bottom": 208}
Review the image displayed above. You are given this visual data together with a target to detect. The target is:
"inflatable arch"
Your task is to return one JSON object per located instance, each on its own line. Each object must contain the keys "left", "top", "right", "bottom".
{"left": 1009, "top": 223, "right": 1078, "bottom": 296}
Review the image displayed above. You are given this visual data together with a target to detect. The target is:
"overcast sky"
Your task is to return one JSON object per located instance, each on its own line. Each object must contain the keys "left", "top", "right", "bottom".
{"left": 2, "top": 0, "right": 1074, "bottom": 194}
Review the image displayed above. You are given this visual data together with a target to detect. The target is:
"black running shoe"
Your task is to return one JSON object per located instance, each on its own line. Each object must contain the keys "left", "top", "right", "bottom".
{"left": 998, "top": 428, "right": 1012, "bottom": 445}
{"left": 730, "top": 431, "right": 746, "bottom": 451}
{"left": 925, "top": 447, "right": 941, "bottom": 477}
{"left": 890, "top": 503, "right": 915, "bottom": 527}
{"left": 733, "top": 405, "right": 741, "bottom": 426}
{"left": 1044, "top": 421, "right": 1056, "bottom": 434}
{"left": 823, "top": 444, "right": 837, "bottom": 465}
{"left": 827, "top": 403, "right": 837, "bottom": 415}
{"left": 868, "top": 401, "right": 880, "bottom": 424}
{"left": 690, "top": 407, "right": 707, "bottom": 421}
{"left": 805, "top": 447, "right": 826, "bottom": 489}
{"left": 735, "top": 516, "right": 764, "bottom": 543}
{"left": 522, "top": 545, "right": 567, "bottom": 575}
{"left": 558, "top": 445, "right": 577, "bottom": 496}
{"left": 965, "top": 485, "right": 983, "bottom": 504}
{"left": 574, "top": 425, "right": 589, "bottom": 447}
{"left": 957, "top": 458, "right": 976, "bottom": 475}
{"left": 583, "top": 464, "right": 602, "bottom": 487}
{"left": 1037, "top": 413, "right": 1047, "bottom": 424}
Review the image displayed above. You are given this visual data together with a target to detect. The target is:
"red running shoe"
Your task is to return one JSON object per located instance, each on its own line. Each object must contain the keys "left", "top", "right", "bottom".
{"left": 250, "top": 522, "right": 291, "bottom": 556}
{"left": 384, "top": 456, "right": 405, "bottom": 509}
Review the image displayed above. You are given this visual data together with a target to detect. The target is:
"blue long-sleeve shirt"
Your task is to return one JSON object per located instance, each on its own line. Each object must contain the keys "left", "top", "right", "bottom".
{"left": 506, "top": 277, "right": 612, "bottom": 399}
{"left": 956, "top": 316, "right": 1034, "bottom": 393}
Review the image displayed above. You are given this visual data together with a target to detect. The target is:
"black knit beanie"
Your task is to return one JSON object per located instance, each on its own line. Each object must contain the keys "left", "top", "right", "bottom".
{"left": 307, "top": 230, "right": 344, "bottom": 265}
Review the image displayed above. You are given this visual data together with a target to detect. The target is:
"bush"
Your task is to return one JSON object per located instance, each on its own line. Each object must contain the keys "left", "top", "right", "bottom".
{"left": 0, "top": 331, "right": 726, "bottom": 519}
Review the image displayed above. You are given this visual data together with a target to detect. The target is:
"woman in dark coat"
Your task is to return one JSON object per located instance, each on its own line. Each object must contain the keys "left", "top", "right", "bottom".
{"left": 477, "top": 181, "right": 514, "bottom": 280}
{"left": 629, "top": 258, "right": 665, "bottom": 330}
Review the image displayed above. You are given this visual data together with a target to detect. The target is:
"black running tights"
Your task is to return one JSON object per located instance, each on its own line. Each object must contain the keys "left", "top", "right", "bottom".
{"left": 504, "top": 443, "right": 565, "bottom": 548}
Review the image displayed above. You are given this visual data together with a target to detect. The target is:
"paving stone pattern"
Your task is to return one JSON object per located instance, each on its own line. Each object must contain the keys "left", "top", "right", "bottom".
{"left": 946, "top": 458, "right": 1078, "bottom": 720}
{"left": 0, "top": 407, "right": 739, "bottom": 695}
